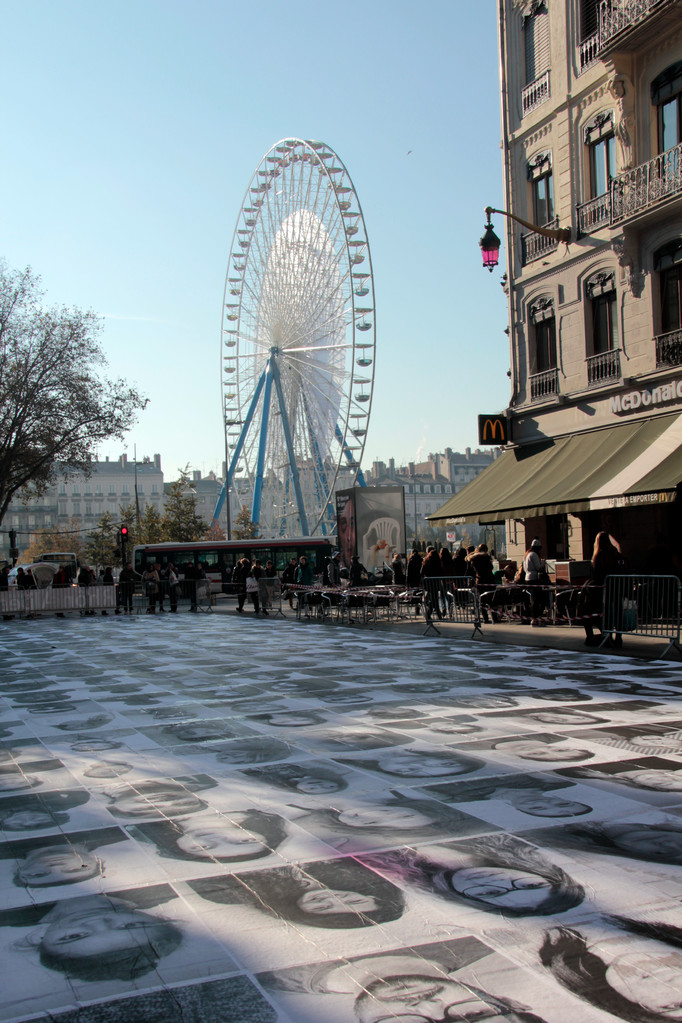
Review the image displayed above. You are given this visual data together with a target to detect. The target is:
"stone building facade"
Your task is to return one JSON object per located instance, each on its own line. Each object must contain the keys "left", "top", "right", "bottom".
{"left": 432, "top": 0, "right": 682, "bottom": 571}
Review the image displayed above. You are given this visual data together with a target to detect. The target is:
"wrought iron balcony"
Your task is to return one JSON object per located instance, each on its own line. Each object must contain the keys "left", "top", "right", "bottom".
{"left": 522, "top": 70, "right": 550, "bottom": 117}
{"left": 521, "top": 217, "right": 561, "bottom": 265}
{"left": 656, "top": 328, "right": 682, "bottom": 367}
{"left": 612, "top": 142, "right": 682, "bottom": 222}
{"left": 587, "top": 349, "right": 621, "bottom": 386}
{"left": 578, "top": 32, "right": 600, "bottom": 72}
{"left": 577, "top": 192, "right": 611, "bottom": 235}
{"left": 530, "top": 369, "right": 559, "bottom": 401}
{"left": 599, "top": 0, "right": 679, "bottom": 49}
{"left": 577, "top": 143, "right": 682, "bottom": 233}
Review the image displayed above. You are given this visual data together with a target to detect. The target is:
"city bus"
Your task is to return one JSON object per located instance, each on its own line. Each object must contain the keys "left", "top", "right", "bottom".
{"left": 132, "top": 538, "right": 336, "bottom": 592}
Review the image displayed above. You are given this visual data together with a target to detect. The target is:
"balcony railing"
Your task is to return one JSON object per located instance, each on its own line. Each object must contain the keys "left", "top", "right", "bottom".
{"left": 578, "top": 32, "right": 600, "bottom": 72}
{"left": 522, "top": 217, "right": 561, "bottom": 265}
{"left": 587, "top": 349, "right": 621, "bottom": 386}
{"left": 577, "top": 142, "right": 682, "bottom": 234}
{"left": 612, "top": 143, "right": 682, "bottom": 222}
{"left": 522, "top": 70, "right": 550, "bottom": 117}
{"left": 600, "top": 0, "right": 671, "bottom": 45}
{"left": 530, "top": 369, "right": 559, "bottom": 401}
{"left": 577, "top": 192, "right": 611, "bottom": 234}
{"left": 656, "top": 328, "right": 682, "bottom": 367}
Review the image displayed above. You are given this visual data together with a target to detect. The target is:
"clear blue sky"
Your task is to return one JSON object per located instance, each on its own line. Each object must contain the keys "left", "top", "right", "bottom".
{"left": 1, "top": 0, "right": 509, "bottom": 480}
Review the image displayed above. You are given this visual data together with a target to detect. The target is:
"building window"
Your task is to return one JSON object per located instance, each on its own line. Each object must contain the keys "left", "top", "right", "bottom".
{"left": 528, "top": 152, "right": 553, "bottom": 225}
{"left": 524, "top": 2, "right": 550, "bottom": 85}
{"left": 586, "top": 271, "right": 617, "bottom": 355}
{"left": 654, "top": 241, "right": 682, "bottom": 366}
{"left": 584, "top": 112, "right": 615, "bottom": 199}
{"left": 580, "top": 0, "right": 599, "bottom": 40}
{"left": 653, "top": 62, "right": 682, "bottom": 154}
{"left": 529, "top": 298, "right": 556, "bottom": 373}
{"left": 73, "top": 502, "right": 81, "bottom": 515}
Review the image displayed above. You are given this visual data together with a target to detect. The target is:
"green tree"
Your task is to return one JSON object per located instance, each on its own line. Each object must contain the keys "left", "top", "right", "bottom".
{"left": 161, "top": 469, "right": 207, "bottom": 541}
{"left": 0, "top": 261, "right": 145, "bottom": 526}
{"left": 140, "top": 502, "right": 164, "bottom": 544}
{"left": 232, "top": 505, "right": 258, "bottom": 540}
{"left": 83, "top": 511, "right": 120, "bottom": 568}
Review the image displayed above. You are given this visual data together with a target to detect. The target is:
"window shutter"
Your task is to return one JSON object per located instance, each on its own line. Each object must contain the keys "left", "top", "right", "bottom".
{"left": 525, "top": 4, "right": 550, "bottom": 85}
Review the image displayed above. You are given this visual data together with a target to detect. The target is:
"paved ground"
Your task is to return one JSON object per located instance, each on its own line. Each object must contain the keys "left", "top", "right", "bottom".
{"left": 1, "top": 611, "right": 682, "bottom": 1023}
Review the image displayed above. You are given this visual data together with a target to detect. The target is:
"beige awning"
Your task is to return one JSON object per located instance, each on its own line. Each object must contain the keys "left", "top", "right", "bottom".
{"left": 429, "top": 413, "right": 682, "bottom": 524}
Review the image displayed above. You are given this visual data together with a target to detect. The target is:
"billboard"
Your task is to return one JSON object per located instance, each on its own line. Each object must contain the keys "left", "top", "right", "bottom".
{"left": 336, "top": 486, "right": 406, "bottom": 573}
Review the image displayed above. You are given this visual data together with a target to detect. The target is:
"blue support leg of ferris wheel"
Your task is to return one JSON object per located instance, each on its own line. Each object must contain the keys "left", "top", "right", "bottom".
{"left": 270, "top": 356, "right": 309, "bottom": 536}
{"left": 251, "top": 362, "right": 275, "bottom": 530}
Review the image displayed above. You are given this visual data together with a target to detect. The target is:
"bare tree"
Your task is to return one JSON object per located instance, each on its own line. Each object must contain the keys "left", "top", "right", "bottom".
{"left": 0, "top": 261, "right": 145, "bottom": 525}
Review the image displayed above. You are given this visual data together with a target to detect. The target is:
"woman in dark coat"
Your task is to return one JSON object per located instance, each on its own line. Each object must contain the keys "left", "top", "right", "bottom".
{"left": 406, "top": 549, "right": 423, "bottom": 587}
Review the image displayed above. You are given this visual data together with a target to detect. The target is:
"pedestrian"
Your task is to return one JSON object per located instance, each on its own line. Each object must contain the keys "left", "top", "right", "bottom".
{"left": 102, "top": 566, "right": 114, "bottom": 586}
{"left": 154, "top": 562, "right": 167, "bottom": 612}
{"left": 452, "top": 546, "right": 468, "bottom": 578}
{"left": 281, "top": 556, "right": 297, "bottom": 609}
{"left": 324, "top": 552, "right": 342, "bottom": 587}
{"left": 406, "top": 549, "right": 423, "bottom": 588}
{"left": 167, "top": 563, "right": 179, "bottom": 613}
{"left": 295, "top": 555, "right": 314, "bottom": 587}
{"left": 391, "top": 553, "right": 406, "bottom": 586}
{"left": 523, "top": 538, "right": 547, "bottom": 626}
{"left": 233, "top": 557, "right": 251, "bottom": 613}
{"left": 248, "top": 560, "right": 263, "bottom": 614}
{"left": 581, "top": 531, "right": 623, "bottom": 647}
{"left": 421, "top": 546, "right": 444, "bottom": 619}
{"left": 118, "top": 562, "right": 135, "bottom": 614}
{"left": 466, "top": 543, "right": 496, "bottom": 588}
{"left": 142, "top": 563, "right": 160, "bottom": 614}
{"left": 349, "top": 554, "right": 368, "bottom": 588}
{"left": 0, "top": 565, "right": 9, "bottom": 591}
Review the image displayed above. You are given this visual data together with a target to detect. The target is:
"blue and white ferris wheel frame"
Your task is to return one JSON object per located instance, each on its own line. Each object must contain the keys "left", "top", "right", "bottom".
{"left": 214, "top": 138, "right": 375, "bottom": 537}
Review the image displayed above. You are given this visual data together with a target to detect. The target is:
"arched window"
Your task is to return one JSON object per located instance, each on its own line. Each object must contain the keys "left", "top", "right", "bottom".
{"left": 586, "top": 271, "right": 617, "bottom": 356}
{"left": 529, "top": 297, "right": 556, "bottom": 373}
{"left": 655, "top": 240, "right": 682, "bottom": 335}
{"left": 528, "top": 152, "right": 554, "bottom": 226}
{"left": 584, "top": 113, "right": 615, "bottom": 199}
{"left": 652, "top": 62, "right": 682, "bottom": 154}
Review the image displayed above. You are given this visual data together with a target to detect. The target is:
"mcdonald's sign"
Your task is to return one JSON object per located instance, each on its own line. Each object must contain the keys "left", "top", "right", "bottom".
{"left": 478, "top": 414, "right": 508, "bottom": 446}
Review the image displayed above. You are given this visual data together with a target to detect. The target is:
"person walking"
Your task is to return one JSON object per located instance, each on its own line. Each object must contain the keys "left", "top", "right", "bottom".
{"left": 118, "top": 562, "right": 135, "bottom": 614}
{"left": 142, "top": 564, "right": 160, "bottom": 614}
{"left": 281, "top": 556, "right": 297, "bottom": 610}
{"left": 523, "top": 538, "right": 548, "bottom": 626}
{"left": 233, "top": 557, "right": 251, "bottom": 613}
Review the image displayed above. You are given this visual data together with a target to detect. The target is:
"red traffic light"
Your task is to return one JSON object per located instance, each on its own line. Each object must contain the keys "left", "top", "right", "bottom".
{"left": 120, "top": 525, "right": 129, "bottom": 538}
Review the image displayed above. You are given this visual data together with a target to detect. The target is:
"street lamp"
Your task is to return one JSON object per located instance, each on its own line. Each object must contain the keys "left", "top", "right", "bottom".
{"left": 479, "top": 206, "right": 571, "bottom": 272}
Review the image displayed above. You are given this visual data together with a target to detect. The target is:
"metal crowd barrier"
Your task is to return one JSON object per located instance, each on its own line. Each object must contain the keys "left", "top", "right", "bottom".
{"left": 0, "top": 585, "right": 117, "bottom": 619}
{"left": 421, "top": 576, "right": 482, "bottom": 637}
{"left": 602, "top": 574, "right": 682, "bottom": 656}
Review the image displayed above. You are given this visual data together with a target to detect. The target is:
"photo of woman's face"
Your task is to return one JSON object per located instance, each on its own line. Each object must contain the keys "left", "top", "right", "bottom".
{"left": 619, "top": 768, "right": 682, "bottom": 791}
{"left": 377, "top": 751, "right": 468, "bottom": 777}
{"left": 337, "top": 806, "right": 434, "bottom": 829}
{"left": 2, "top": 809, "right": 56, "bottom": 830}
{"left": 510, "top": 792, "right": 591, "bottom": 817}
{"left": 357, "top": 975, "right": 497, "bottom": 1023}
{"left": 16, "top": 846, "right": 100, "bottom": 886}
{"left": 109, "top": 787, "right": 205, "bottom": 818}
{"left": 41, "top": 903, "right": 169, "bottom": 960}
{"left": 629, "top": 733, "right": 682, "bottom": 751}
{"left": 175, "top": 818, "right": 267, "bottom": 859}
{"left": 295, "top": 777, "right": 342, "bottom": 794}
{"left": 296, "top": 889, "right": 379, "bottom": 916}
{"left": 609, "top": 825, "right": 682, "bottom": 861}
{"left": 603, "top": 947, "right": 682, "bottom": 1018}
{"left": 448, "top": 866, "right": 552, "bottom": 909}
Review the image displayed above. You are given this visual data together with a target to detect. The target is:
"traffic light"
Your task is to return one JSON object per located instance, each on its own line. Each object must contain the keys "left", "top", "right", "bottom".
{"left": 8, "top": 529, "right": 18, "bottom": 563}
{"left": 119, "top": 525, "right": 129, "bottom": 561}
{"left": 120, "top": 525, "right": 129, "bottom": 542}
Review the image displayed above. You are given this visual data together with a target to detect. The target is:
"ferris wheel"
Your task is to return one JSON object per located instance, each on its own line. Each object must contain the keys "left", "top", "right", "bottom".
{"left": 215, "top": 138, "right": 376, "bottom": 538}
